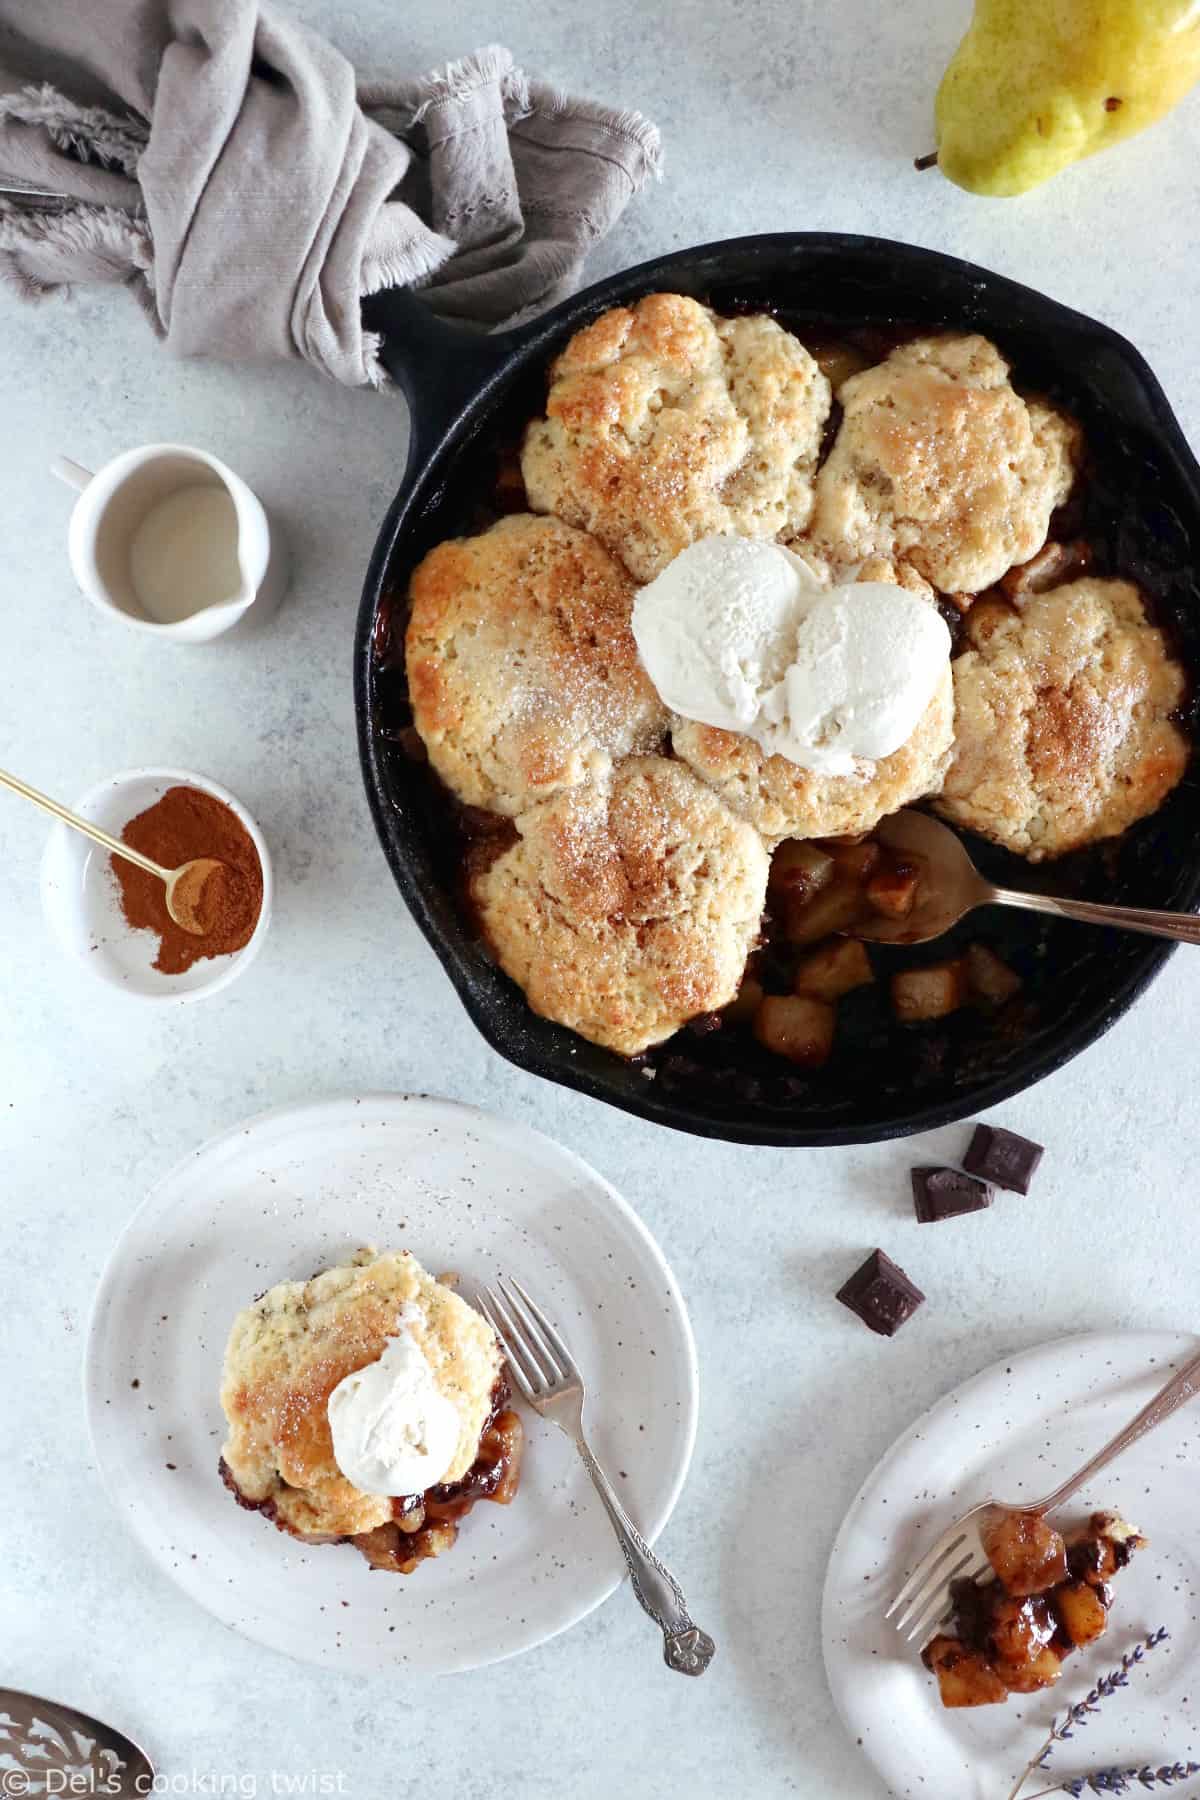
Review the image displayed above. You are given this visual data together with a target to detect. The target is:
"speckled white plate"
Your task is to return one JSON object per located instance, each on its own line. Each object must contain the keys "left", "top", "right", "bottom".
{"left": 822, "top": 1332, "right": 1200, "bottom": 1799}
{"left": 85, "top": 1094, "right": 699, "bottom": 1674}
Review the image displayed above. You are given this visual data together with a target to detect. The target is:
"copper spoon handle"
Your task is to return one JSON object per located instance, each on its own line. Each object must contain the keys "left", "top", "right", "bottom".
{"left": 0, "top": 766, "right": 172, "bottom": 882}
{"left": 990, "top": 885, "right": 1200, "bottom": 947}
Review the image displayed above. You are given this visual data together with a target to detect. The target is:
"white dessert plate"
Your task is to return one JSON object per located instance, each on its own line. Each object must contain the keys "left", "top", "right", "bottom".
{"left": 822, "top": 1331, "right": 1200, "bottom": 1800}
{"left": 85, "top": 1094, "right": 699, "bottom": 1674}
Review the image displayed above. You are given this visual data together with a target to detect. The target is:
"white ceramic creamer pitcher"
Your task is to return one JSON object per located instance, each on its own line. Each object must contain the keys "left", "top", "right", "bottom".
{"left": 53, "top": 444, "right": 289, "bottom": 642}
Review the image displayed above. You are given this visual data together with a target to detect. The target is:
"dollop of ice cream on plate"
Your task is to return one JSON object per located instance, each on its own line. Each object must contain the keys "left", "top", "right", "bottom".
{"left": 631, "top": 536, "right": 951, "bottom": 776}
{"left": 328, "top": 1325, "right": 461, "bottom": 1496}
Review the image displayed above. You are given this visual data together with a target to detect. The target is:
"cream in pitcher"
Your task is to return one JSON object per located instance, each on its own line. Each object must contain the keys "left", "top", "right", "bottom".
{"left": 52, "top": 443, "right": 289, "bottom": 641}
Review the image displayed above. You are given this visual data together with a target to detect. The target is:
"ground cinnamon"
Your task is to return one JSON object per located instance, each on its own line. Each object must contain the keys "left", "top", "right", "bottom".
{"left": 112, "top": 785, "right": 263, "bottom": 974}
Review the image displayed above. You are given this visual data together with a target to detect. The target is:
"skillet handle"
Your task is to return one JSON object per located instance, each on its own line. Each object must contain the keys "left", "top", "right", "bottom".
{"left": 362, "top": 286, "right": 525, "bottom": 470}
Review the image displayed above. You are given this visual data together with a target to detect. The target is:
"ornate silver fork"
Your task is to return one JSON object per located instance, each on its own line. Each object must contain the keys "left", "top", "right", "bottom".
{"left": 477, "top": 1275, "right": 716, "bottom": 1676}
{"left": 887, "top": 1344, "right": 1200, "bottom": 1647}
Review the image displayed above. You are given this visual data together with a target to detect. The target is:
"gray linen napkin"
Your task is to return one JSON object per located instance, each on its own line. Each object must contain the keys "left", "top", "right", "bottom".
{"left": 0, "top": 3, "right": 660, "bottom": 386}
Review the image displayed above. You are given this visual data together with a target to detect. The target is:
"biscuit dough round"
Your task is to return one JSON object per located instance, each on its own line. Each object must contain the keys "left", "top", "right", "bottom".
{"left": 935, "top": 578, "right": 1188, "bottom": 859}
{"left": 473, "top": 756, "right": 770, "bottom": 1055}
{"left": 406, "top": 514, "right": 667, "bottom": 814}
{"left": 810, "top": 333, "right": 1078, "bottom": 595}
{"left": 785, "top": 545, "right": 938, "bottom": 604}
{"left": 521, "top": 293, "right": 831, "bottom": 583}
{"left": 672, "top": 665, "right": 954, "bottom": 845}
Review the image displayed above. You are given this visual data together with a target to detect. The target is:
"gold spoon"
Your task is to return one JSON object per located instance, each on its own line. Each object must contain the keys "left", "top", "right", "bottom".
{"left": 1, "top": 765, "right": 224, "bottom": 937}
{"left": 854, "top": 808, "right": 1200, "bottom": 948}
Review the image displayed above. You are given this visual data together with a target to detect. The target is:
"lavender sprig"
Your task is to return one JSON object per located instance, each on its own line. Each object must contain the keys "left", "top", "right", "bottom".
{"left": 1075, "top": 1767, "right": 1200, "bottom": 1795}
{"left": 1005, "top": 1631, "right": 1173, "bottom": 1800}
{"left": 1040, "top": 1631, "right": 1173, "bottom": 1764}
{"left": 1024, "top": 1766, "right": 1200, "bottom": 1798}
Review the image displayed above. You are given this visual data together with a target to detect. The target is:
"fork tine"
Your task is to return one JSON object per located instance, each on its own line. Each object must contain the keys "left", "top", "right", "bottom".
{"left": 496, "top": 1277, "right": 572, "bottom": 1383}
{"left": 476, "top": 1292, "right": 537, "bottom": 1403}
{"left": 503, "top": 1276, "right": 579, "bottom": 1379}
{"left": 910, "top": 1555, "right": 991, "bottom": 1648}
{"left": 496, "top": 1276, "right": 564, "bottom": 1375}
{"left": 895, "top": 1562, "right": 971, "bottom": 1648}
{"left": 886, "top": 1531, "right": 969, "bottom": 1619}
{"left": 891, "top": 1540, "right": 975, "bottom": 1632}
{"left": 912, "top": 1602, "right": 956, "bottom": 1654}
{"left": 901, "top": 1550, "right": 989, "bottom": 1643}
{"left": 904, "top": 1574, "right": 985, "bottom": 1649}
{"left": 482, "top": 1285, "right": 547, "bottom": 1396}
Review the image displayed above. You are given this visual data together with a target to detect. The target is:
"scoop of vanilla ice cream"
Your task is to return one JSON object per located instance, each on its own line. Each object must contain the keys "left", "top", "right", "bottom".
{"left": 631, "top": 536, "right": 824, "bottom": 733}
{"left": 765, "top": 582, "right": 951, "bottom": 775}
{"left": 328, "top": 1327, "right": 461, "bottom": 1496}
{"left": 632, "top": 537, "right": 949, "bottom": 776}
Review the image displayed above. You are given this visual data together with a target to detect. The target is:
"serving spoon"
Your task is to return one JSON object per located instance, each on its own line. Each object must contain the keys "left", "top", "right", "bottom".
{"left": 0, "top": 765, "right": 224, "bottom": 937}
{"left": 854, "top": 809, "right": 1200, "bottom": 947}
{"left": 0, "top": 1687, "right": 154, "bottom": 1795}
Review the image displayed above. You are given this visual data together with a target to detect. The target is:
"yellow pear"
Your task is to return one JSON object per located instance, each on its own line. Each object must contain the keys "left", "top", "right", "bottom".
{"left": 934, "top": 0, "right": 1200, "bottom": 196}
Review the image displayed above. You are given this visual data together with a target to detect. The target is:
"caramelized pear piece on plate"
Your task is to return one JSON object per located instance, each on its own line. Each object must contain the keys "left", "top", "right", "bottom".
{"left": 987, "top": 1592, "right": 1055, "bottom": 1666}
{"left": 992, "top": 1644, "right": 1064, "bottom": 1694}
{"left": 1068, "top": 1510, "right": 1147, "bottom": 1586}
{"left": 982, "top": 1511, "right": 1068, "bottom": 1597}
{"left": 1052, "top": 1578, "right": 1111, "bottom": 1650}
{"left": 923, "top": 1635, "right": 1008, "bottom": 1708}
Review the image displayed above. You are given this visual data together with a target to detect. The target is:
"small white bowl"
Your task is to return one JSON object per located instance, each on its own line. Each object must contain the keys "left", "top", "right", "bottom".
{"left": 40, "top": 767, "right": 272, "bottom": 1002}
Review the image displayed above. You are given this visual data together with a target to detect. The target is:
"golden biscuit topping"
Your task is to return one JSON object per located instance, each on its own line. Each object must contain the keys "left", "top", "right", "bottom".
{"left": 936, "top": 577, "right": 1188, "bottom": 858}
{"left": 521, "top": 293, "right": 831, "bottom": 582}
{"left": 810, "top": 332, "right": 1079, "bottom": 594}
{"left": 406, "top": 515, "right": 667, "bottom": 815}
{"left": 473, "top": 756, "right": 770, "bottom": 1055}
{"left": 671, "top": 665, "right": 954, "bottom": 847}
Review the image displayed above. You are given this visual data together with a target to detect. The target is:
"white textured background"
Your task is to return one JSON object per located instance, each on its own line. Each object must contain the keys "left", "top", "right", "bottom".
{"left": 2, "top": 1, "right": 1200, "bottom": 1795}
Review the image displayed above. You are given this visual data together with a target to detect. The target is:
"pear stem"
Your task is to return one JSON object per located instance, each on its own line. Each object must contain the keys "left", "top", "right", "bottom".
{"left": 914, "top": 151, "right": 939, "bottom": 171}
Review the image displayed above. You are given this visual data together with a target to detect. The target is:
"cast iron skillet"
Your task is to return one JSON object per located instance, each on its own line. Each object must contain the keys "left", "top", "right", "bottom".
{"left": 355, "top": 233, "right": 1200, "bottom": 1147}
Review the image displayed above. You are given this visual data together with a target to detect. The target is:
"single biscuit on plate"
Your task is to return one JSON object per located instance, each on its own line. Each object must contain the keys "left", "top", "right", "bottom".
{"left": 521, "top": 293, "right": 831, "bottom": 583}
{"left": 809, "top": 333, "right": 1079, "bottom": 595}
{"left": 219, "top": 1249, "right": 502, "bottom": 1540}
{"left": 473, "top": 756, "right": 770, "bottom": 1055}
{"left": 935, "top": 577, "right": 1189, "bottom": 859}
{"left": 406, "top": 514, "right": 667, "bottom": 814}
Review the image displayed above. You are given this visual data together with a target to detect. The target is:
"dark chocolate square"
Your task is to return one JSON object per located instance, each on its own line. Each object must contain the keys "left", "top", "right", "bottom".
{"left": 963, "top": 1124, "right": 1044, "bottom": 1195}
{"left": 912, "top": 1165, "right": 993, "bottom": 1224}
{"left": 836, "top": 1249, "right": 924, "bottom": 1337}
